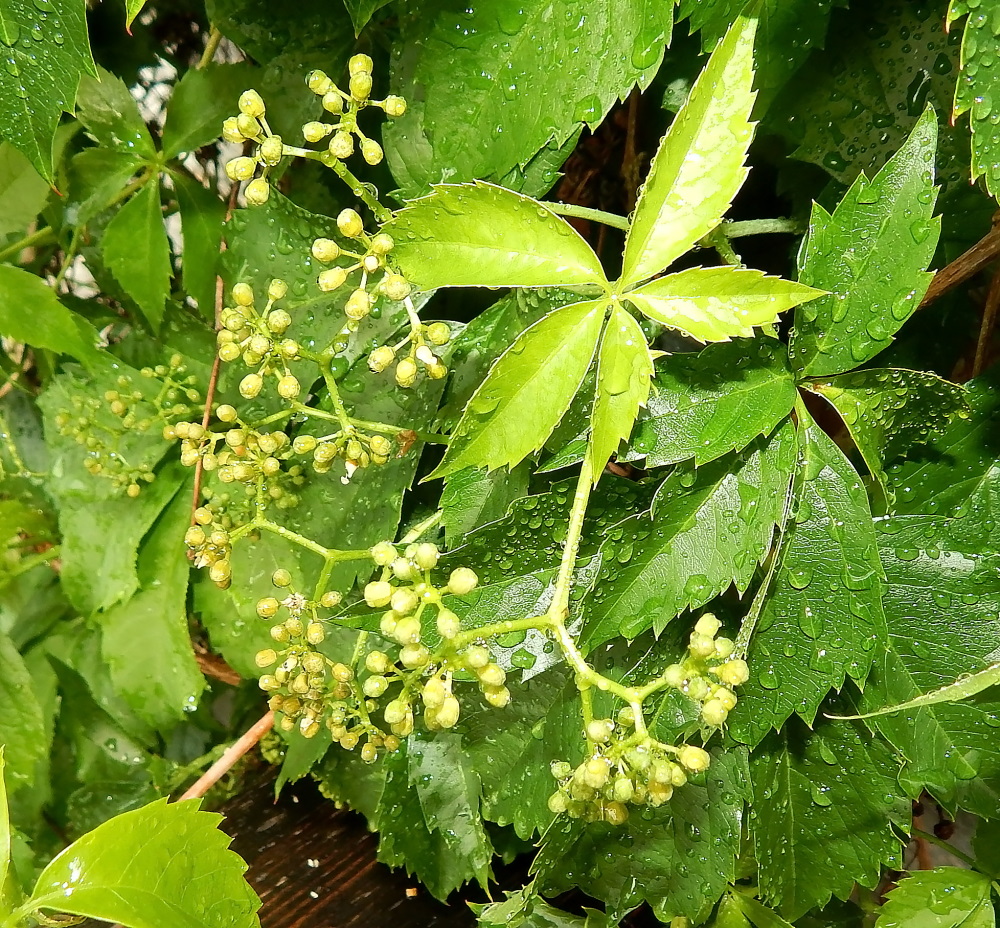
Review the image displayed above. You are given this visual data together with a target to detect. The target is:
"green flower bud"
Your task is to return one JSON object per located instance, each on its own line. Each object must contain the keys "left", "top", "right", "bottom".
{"left": 383, "top": 95, "right": 407, "bottom": 117}
{"left": 306, "top": 622, "right": 326, "bottom": 645}
{"left": 320, "top": 590, "right": 342, "bottom": 608}
{"left": 702, "top": 699, "right": 729, "bottom": 727}
{"left": 239, "top": 89, "right": 266, "bottom": 118}
{"left": 218, "top": 343, "right": 240, "bottom": 363}
{"left": 365, "top": 650, "right": 390, "bottom": 674}
{"left": 349, "top": 53, "right": 373, "bottom": 76}
{"left": 307, "top": 69, "right": 333, "bottom": 95}
{"left": 278, "top": 338, "right": 299, "bottom": 359}
{"left": 368, "top": 345, "right": 395, "bottom": 372}
{"left": 426, "top": 322, "right": 451, "bottom": 345}
{"left": 222, "top": 116, "right": 245, "bottom": 143}
{"left": 302, "top": 121, "right": 331, "bottom": 143}
{"left": 369, "top": 435, "right": 392, "bottom": 456}
{"left": 678, "top": 745, "right": 711, "bottom": 773}
{"left": 447, "top": 567, "right": 478, "bottom": 595}
{"left": 464, "top": 645, "right": 490, "bottom": 669}
{"left": 328, "top": 130, "right": 354, "bottom": 159}
{"left": 369, "top": 233, "right": 394, "bottom": 255}
{"left": 395, "top": 357, "right": 418, "bottom": 387}
{"left": 318, "top": 267, "right": 348, "bottom": 292}
{"left": 426, "top": 362, "right": 448, "bottom": 380}
{"left": 345, "top": 288, "right": 371, "bottom": 320}
{"left": 268, "top": 309, "right": 291, "bottom": 333}
{"left": 277, "top": 374, "right": 300, "bottom": 399}
{"left": 713, "top": 686, "right": 738, "bottom": 710}
{"left": 382, "top": 274, "right": 411, "bottom": 301}
{"left": 322, "top": 91, "right": 345, "bottom": 114}
{"left": 225, "top": 156, "right": 256, "bottom": 181}
{"left": 695, "top": 613, "right": 722, "bottom": 637}
{"left": 217, "top": 404, "right": 238, "bottom": 422}
{"left": 311, "top": 237, "right": 341, "bottom": 262}
{"left": 362, "top": 253, "right": 381, "bottom": 274}
{"left": 245, "top": 178, "right": 270, "bottom": 206}
{"left": 484, "top": 685, "right": 511, "bottom": 708}
{"left": 236, "top": 113, "right": 262, "bottom": 138}
{"left": 412, "top": 543, "right": 439, "bottom": 570}
{"left": 240, "top": 373, "right": 263, "bottom": 398}
{"left": 293, "top": 435, "right": 318, "bottom": 454}
{"left": 436, "top": 695, "right": 460, "bottom": 728}
{"left": 337, "top": 208, "right": 364, "bottom": 238}
{"left": 716, "top": 659, "right": 749, "bottom": 686}
{"left": 714, "top": 636, "right": 736, "bottom": 659}
{"left": 364, "top": 580, "right": 393, "bottom": 608}
{"left": 361, "top": 138, "right": 383, "bottom": 165}
{"left": 363, "top": 675, "right": 388, "bottom": 698}
{"left": 586, "top": 719, "right": 614, "bottom": 743}
{"left": 390, "top": 588, "right": 419, "bottom": 615}
{"left": 436, "top": 608, "right": 460, "bottom": 639}
{"left": 370, "top": 541, "right": 397, "bottom": 566}
{"left": 260, "top": 135, "right": 283, "bottom": 165}
{"left": 255, "top": 648, "right": 278, "bottom": 668}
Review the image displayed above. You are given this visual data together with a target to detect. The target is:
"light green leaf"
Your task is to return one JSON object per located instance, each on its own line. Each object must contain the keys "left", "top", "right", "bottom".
{"left": 0, "top": 0, "right": 96, "bottom": 181}
{"left": 790, "top": 106, "right": 940, "bottom": 377}
{"left": 876, "top": 869, "right": 994, "bottom": 928}
{"left": 626, "top": 266, "right": 823, "bottom": 342}
{"left": 430, "top": 299, "right": 608, "bottom": 480}
{"left": 66, "top": 148, "right": 145, "bottom": 226}
{"left": 750, "top": 718, "right": 908, "bottom": 919}
{"left": 811, "top": 369, "right": 968, "bottom": 503}
{"left": 0, "top": 751, "right": 9, "bottom": 918}
{"left": 728, "top": 410, "right": 887, "bottom": 748}
{"left": 75, "top": 68, "right": 156, "bottom": 160}
{"left": 125, "top": 0, "right": 147, "bottom": 28}
{"left": 472, "top": 881, "right": 606, "bottom": 928}
{"left": 630, "top": 337, "right": 796, "bottom": 467}
{"left": 28, "top": 799, "right": 261, "bottom": 928}
{"left": 103, "top": 180, "right": 172, "bottom": 331}
{"left": 161, "top": 62, "right": 256, "bottom": 160}
{"left": 383, "top": 0, "right": 672, "bottom": 197}
{"left": 620, "top": 14, "right": 756, "bottom": 287}
{"left": 0, "top": 635, "right": 43, "bottom": 793}
{"left": 0, "top": 142, "right": 49, "bottom": 238}
{"left": 586, "top": 305, "right": 653, "bottom": 482}
{"left": 388, "top": 183, "right": 608, "bottom": 291}
{"left": 341, "top": 0, "right": 391, "bottom": 34}
{"left": 580, "top": 420, "right": 796, "bottom": 649}
{"left": 729, "top": 894, "right": 795, "bottom": 928}
{"left": 0, "top": 266, "right": 103, "bottom": 367}
{"left": 174, "top": 173, "right": 224, "bottom": 319}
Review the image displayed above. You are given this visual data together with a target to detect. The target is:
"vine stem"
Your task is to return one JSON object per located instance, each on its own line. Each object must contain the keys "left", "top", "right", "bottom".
{"left": 0, "top": 226, "right": 57, "bottom": 264}
{"left": 325, "top": 157, "right": 391, "bottom": 223}
{"left": 545, "top": 202, "right": 630, "bottom": 231}
{"left": 197, "top": 24, "right": 223, "bottom": 70}
{"left": 178, "top": 710, "right": 275, "bottom": 800}
{"left": 910, "top": 827, "right": 979, "bottom": 870}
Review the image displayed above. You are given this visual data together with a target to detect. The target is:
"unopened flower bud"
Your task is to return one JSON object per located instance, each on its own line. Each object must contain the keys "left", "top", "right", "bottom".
{"left": 395, "top": 357, "right": 418, "bottom": 387}
{"left": 349, "top": 53, "right": 373, "bottom": 76}
{"left": 447, "top": 567, "right": 478, "bottom": 595}
{"left": 382, "top": 274, "right": 411, "bottom": 301}
{"left": 361, "top": 138, "right": 383, "bottom": 164}
{"left": 260, "top": 135, "right": 283, "bottom": 165}
{"left": 225, "top": 157, "right": 256, "bottom": 181}
{"left": 239, "top": 89, "right": 266, "bottom": 118}
{"left": 337, "top": 208, "right": 364, "bottom": 238}
{"left": 383, "top": 95, "right": 407, "bottom": 117}
{"left": 240, "top": 373, "right": 263, "bottom": 398}
{"left": 345, "top": 288, "right": 371, "bottom": 320}
{"left": 328, "top": 131, "right": 354, "bottom": 159}
{"left": 322, "top": 91, "right": 345, "bottom": 115}
{"left": 318, "top": 267, "right": 348, "bottom": 292}
{"left": 368, "top": 345, "right": 395, "bottom": 372}
{"left": 222, "top": 116, "right": 245, "bottom": 143}
{"left": 311, "top": 238, "right": 341, "bottom": 262}
{"left": 245, "top": 178, "right": 270, "bottom": 205}
{"left": 307, "top": 69, "right": 333, "bottom": 95}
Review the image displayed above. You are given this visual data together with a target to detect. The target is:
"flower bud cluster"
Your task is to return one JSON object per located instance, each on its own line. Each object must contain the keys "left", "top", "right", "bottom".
{"left": 52, "top": 355, "right": 200, "bottom": 496}
{"left": 185, "top": 504, "right": 236, "bottom": 588}
{"left": 294, "top": 428, "right": 396, "bottom": 479}
{"left": 368, "top": 320, "right": 451, "bottom": 388}
{"left": 300, "top": 57, "right": 406, "bottom": 167}
{"left": 222, "top": 89, "right": 284, "bottom": 206}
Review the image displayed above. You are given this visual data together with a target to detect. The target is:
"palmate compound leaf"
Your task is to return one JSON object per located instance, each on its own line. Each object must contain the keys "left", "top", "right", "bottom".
{"left": 789, "top": 106, "right": 940, "bottom": 378}
{"left": 579, "top": 417, "right": 797, "bottom": 650}
{"left": 428, "top": 299, "right": 607, "bottom": 480}
{"left": 625, "top": 266, "right": 824, "bottom": 343}
{"left": 727, "top": 407, "right": 887, "bottom": 749}
{"left": 876, "top": 868, "right": 995, "bottom": 928}
{"left": 387, "top": 183, "right": 608, "bottom": 291}
{"left": 533, "top": 748, "right": 750, "bottom": 923}
{"left": 619, "top": 13, "right": 756, "bottom": 288}
{"left": 748, "top": 716, "right": 909, "bottom": 919}
{"left": 810, "top": 369, "right": 969, "bottom": 504}
{"left": 27, "top": 799, "right": 261, "bottom": 928}
{"left": 586, "top": 304, "right": 655, "bottom": 483}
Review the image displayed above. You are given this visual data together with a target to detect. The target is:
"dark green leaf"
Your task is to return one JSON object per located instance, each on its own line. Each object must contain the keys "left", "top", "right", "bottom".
{"left": 0, "top": 634, "right": 43, "bottom": 793}
{"left": 430, "top": 300, "right": 607, "bottom": 479}
{"left": 581, "top": 420, "right": 796, "bottom": 650}
{"left": 102, "top": 181, "right": 173, "bottom": 331}
{"left": 341, "top": 0, "right": 391, "bottom": 34}
{"left": 534, "top": 748, "right": 749, "bottom": 923}
{"left": 811, "top": 369, "right": 968, "bottom": 503}
{"left": 790, "top": 107, "right": 939, "bottom": 377}
{"left": 29, "top": 799, "right": 261, "bottom": 928}
{"left": 384, "top": 0, "right": 672, "bottom": 197}
{"left": 440, "top": 465, "right": 531, "bottom": 546}
{"left": 749, "top": 717, "right": 908, "bottom": 919}
{"left": 0, "top": 266, "right": 103, "bottom": 367}
{"left": 621, "top": 15, "right": 755, "bottom": 286}
{"left": 728, "top": 412, "right": 886, "bottom": 748}
{"left": 729, "top": 894, "right": 795, "bottom": 928}
{"left": 161, "top": 62, "right": 256, "bottom": 160}
{"left": 876, "top": 868, "right": 994, "bottom": 928}
{"left": 66, "top": 148, "right": 145, "bottom": 226}
{"left": 389, "top": 183, "right": 607, "bottom": 291}
{"left": 173, "top": 173, "right": 225, "bottom": 319}
{"left": 972, "top": 819, "right": 1000, "bottom": 879}
{"left": 75, "top": 68, "right": 156, "bottom": 160}
{"left": 0, "top": 142, "right": 49, "bottom": 237}
{"left": 630, "top": 337, "right": 796, "bottom": 468}
{"left": 472, "top": 881, "right": 605, "bottom": 928}
{"left": 206, "top": 0, "right": 352, "bottom": 63}
{"left": 0, "top": 0, "right": 96, "bottom": 181}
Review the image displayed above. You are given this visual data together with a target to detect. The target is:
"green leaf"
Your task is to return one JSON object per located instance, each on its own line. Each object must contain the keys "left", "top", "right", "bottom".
{"left": 161, "top": 62, "right": 256, "bottom": 160}
{"left": 341, "top": 0, "right": 391, "bottom": 34}
{"left": 0, "top": 266, "right": 103, "bottom": 367}
{"left": 811, "top": 369, "right": 968, "bottom": 503}
{"left": 388, "top": 183, "right": 608, "bottom": 291}
{"left": 66, "top": 148, "right": 145, "bottom": 226}
{"left": 0, "top": 751, "right": 9, "bottom": 917}
{"left": 677, "top": 0, "right": 835, "bottom": 112}
{"left": 0, "top": 634, "right": 43, "bottom": 793}
{"left": 855, "top": 515, "right": 1000, "bottom": 818}
{"left": 876, "top": 869, "right": 994, "bottom": 928}
{"left": 749, "top": 717, "right": 908, "bottom": 919}
{"left": 383, "top": 0, "right": 672, "bottom": 197}
{"left": 630, "top": 337, "right": 797, "bottom": 467}
{"left": 620, "top": 14, "right": 756, "bottom": 287}
{"left": 75, "top": 68, "right": 156, "bottom": 160}
{"left": 173, "top": 173, "right": 225, "bottom": 319}
{"left": 99, "top": 485, "right": 205, "bottom": 730}
{"left": 125, "top": 0, "right": 147, "bottom": 28}
{"left": 0, "top": 142, "right": 49, "bottom": 237}
{"left": 102, "top": 181, "right": 172, "bottom": 331}
{"left": 0, "top": 0, "right": 96, "bottom": 181}
{"left": 950, "top": 1, "right": 1000, "bottom": 197}
{"left": 626, "top": 267, "right": 823, "bottom": 342}
{"left": 472, "top": 881, "right": 606, "bottom": 928}
{"left": 728, "top": 411, "right": 887, "bottom": 748}
{"left": 729, "top": 894, "right": 795, "bottom": 928}
{"left": 789, "top": 107, "right": 939, "bottom": 377}
{"left": 440, "top": 465, "right": 531, "bottom": 546}
{"left": 586, "top": 305, "right": 654, "bottom": 482}
{"left": 28, "top": 799, "right": 261, "bottom": 928}
{"left": 534, "top": 748, "right": 749, "bottom": 923}
{"left": 580, "top": 420, "right": 796, "bottom": 649}
{"left": 973, "top": 819, "right": 1000, "bottom": 879}
{"left": 430, "top": 299, "right": 607, "bottom": 480}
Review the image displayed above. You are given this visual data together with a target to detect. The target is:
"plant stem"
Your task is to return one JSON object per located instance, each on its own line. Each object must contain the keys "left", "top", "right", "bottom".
{"left": 910, "top": 828, "right": 979, "bottom": 870}
{"left": 550, "top": 455, "right": 595, "bottom": 619}
{"left": 324, "top": 157, "right": 391, "bottom": 223}
{"left": 0, "top": 226, "right": 57, "bottom": 264}
{"left": 545, "top": 202, "right": 630, "bottom": 232}
{"left": 197, "top": 25, "right": 223, "bottom": 69}
{"left": 350, "top": 417, "right": 451, "bottom": 445}
{"left": 178, "top": 710, "right": 276, "bottom": 800}
{"left": 401, "top": 510, "right": 442, "bottom": 544}
{"left": 724, "top": 218, "right": 802, "bottom": 237}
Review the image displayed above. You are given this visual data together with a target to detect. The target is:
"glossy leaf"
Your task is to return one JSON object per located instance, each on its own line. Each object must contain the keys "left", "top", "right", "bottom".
{"left": 66, "top": 148, "right": 145, "bottom": 226}
{"left": 626, "top": 266, "right": 823, "bottom": 342}
{"left": 580, "top": 420, "right": 796, "bottom": 649}
{"left": 0, "top": 266, "right": 103, "bottom": 368}
{"left": 102, "top": 181, "right": 173, "bottom": 331}
{"left": 440, "top": 465, "right": 531, "bottom": 546}
{"left": 630, "top": 337, "right": 796, "bottom": 467}
{"left": 388, "top": 184, "right": 608, "bottom": 291}
{"left": 728, "top": 411, "right": 887, "bottom": 748}
{"left": 174, "top": 173, "right": 225, "bottom": 318}
{"left": 29, "top": 799, "right": 261, "bottom": 928}
{"left": 729, "top": 894, "right": 795, "bottom": 928}
{"left": 749, "top": 717, "right": 908, "bottom": 919}
{"left": 0, "top": 0, "right": 96, "bottom": 180}
{"left": 876, "top": 869, "right": 994, "bottom": 928}
{"left": 0, "top": 634, "right": 44, "bottom": 794}
{"left": 811, "top": 369, "right": 968, "bottom": 502}
{"left": 586, "top": 305, "right": 654, "bottom": 482}
{"left": 0, "top": 142, "right": 49, "bottom": 237}
{"left": 383, "top": 0, "right": 672, "bottom": 197}
{"left": 790, "top": 107, "right": 939, "bottom": 377}
{"left": 125, "top": 0, "right": 147, "bottom": 28}
{"left": 75, "top": 68, "right": 155, "bottom": 160}
{"left": 341, "top": 0, "right": 391, "bottom": 34}
{"left": 620, "top": 15, "right": 756, "bottom": 287}
{"left": 472, "top": 882, "right": 605, "bottom": 928}
{"left": 430, "top": 299, "right": 607, "bottom": 480}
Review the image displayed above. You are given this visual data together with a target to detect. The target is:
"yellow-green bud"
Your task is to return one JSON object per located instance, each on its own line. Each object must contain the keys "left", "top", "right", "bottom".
{"left": 236, "top": 113, "right": 261, "bottom": 138}
{"left": 702, "top": 699, "right": 729, "bottom": 727}
{"left": 716, "top": 659, "right": 750, "bottom": 686}
{"left": 306, "top": 69, "right": 333, "bottom": 95}
{"left": 322, "top": 91, "right": 345, "bottom": 114}
{"left": 225, "top": 157, "right": 256, "bottom": 181}
{"left": 302, "top": 121, "right": 330, "bottom": 143}
{"left": 267, "top": 309, "right": 291, "bottom": 334}
{"left": 277, "top": 374, "right": 300, "bottom": 399}
{"left": 436, "top": 608, "right": 460, "bottom": 639}
{"left": 395, "top": 357, "right": 418, "bottom": 387}
{"left": 383, "top": 95, "right": 407, "bottom": 117}
{"left": 239, "top": 89, "right": 266, "bottom": 118}
{"left": 412, "top": 542, "right": 439, "bottom": 570}
{"left": 361, "top": 138, "right": 382, "bottom": 165}
{"left": 365, "top": 580, "right": 393, "bottom": 608}
{"left": 678, "top": 745, "right": 711, "bottom": 772}
{"left": 232, "top": 282, "right": 254, "bottom": 306}
{"left": 222, "top": 116, "right": 245, "bottom": 143}
{"left": 260, "top": 135, "right": 283, "bottom": 165}
{"left": 318, "top": 267, "right": 348, "bottom": 292}
{"left": 370, "top": 542, "right": 397, "bottom": 565}
{"left": 695, "top": 613, "right": 722, "bottom": 637}
{"left": 217, "top": 404, "right": 238, "bottom": 422}
{"left": 245, "top": 178, "right": 270, "bottom": 206}
{"left": 368, "top": 345, "right": 395, "bottom": 372}
{"left": 447, "top": 567, "right": 478, "bottom": 595}
{"left": 337, "top": 208, "right": 364, "bottom": 238}
{"left": 349, "top": 53, "right": 373, "bottom": 76}
{"left": 311, "top": 238, "right": 341, "bottom": 262}
{"left": 345, "top": 288, "right": 371, "bottom": 320}
{"left": 382, "top": 274, "right": 411, "bottom": 301}
{"left": 268, "top": 278, "right": 288, "bottom": 301}
{"left": 240, "top": 373, "right": 263, "bottom": 398}
{"left": 328, "top": 131, "right": 354, "bottom": 159}
{"left": 255, "top": 648, "right": 277, "bottom": 668}
{"left": 426, "top": 322, "right": 451, "bottom": 345}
